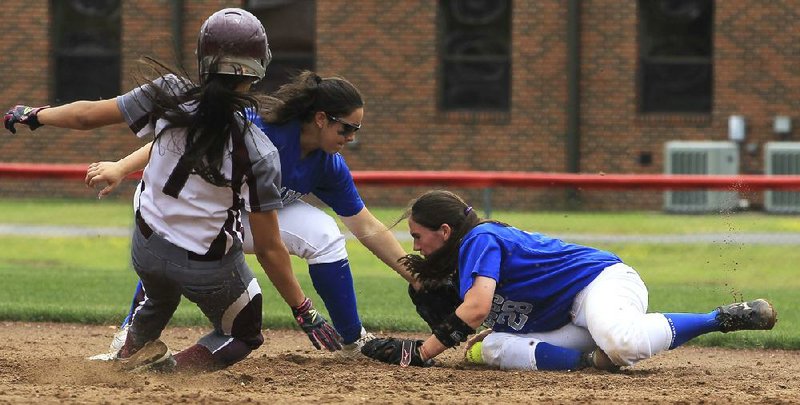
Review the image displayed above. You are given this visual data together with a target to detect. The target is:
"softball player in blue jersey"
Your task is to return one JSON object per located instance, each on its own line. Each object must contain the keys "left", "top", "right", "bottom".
{"left": 84, "top": 71, "right": 414, "bottom": 359}
{"left": 5, "top": 9, "right": 341, "bottom": 371}
{"left": 360, "top": 190, "right": 777, "bottom": 370}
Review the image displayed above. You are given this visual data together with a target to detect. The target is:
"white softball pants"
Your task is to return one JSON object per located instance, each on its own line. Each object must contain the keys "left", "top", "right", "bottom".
{"left": 481, "top": 263, "right": 674, "bottom": 369}
{"left": 240, "top": 199, "right": 348, "bottom": 264}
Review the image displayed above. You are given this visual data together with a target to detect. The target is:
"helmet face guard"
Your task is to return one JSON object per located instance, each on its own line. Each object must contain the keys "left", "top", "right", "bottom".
{"left": 196, "top": 8, "right": 272, "bottom": 83}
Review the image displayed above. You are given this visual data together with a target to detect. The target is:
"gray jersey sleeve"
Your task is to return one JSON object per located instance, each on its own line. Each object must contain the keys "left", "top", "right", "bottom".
{"left": 115, "top": 74, "right": 189, "bottom": 138}
{"left": 241, "top": 124, "right": 283, "bottom": 213}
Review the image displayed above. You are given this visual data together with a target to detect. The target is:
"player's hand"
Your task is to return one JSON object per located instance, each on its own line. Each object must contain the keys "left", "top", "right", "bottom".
{"left": 361, "top": 337, "right": 434, "bottom": 367}
{"left": 4, "top": 105, "right": 49, "bottom": 134}
{"left": 86, "top": 161, "right": 126, "bottom": 199}
{"left": 291, "top": 298, "right": 342, "bottom": 351}
{"left": 408, "top": 282, "right": 462, "bottom": 330}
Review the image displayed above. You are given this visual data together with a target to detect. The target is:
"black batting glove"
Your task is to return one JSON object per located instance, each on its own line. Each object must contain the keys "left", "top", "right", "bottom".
{"left": 4, "top": 105, "right": 49, "bottom": 134}
{"left": 361, "top": 337, "right": 435, "bottom": 368}
{"left": 291, "top": 298, "right": 342, "bottom": 351}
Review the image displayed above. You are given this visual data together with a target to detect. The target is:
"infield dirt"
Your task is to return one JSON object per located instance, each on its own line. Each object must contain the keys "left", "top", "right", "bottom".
{"left": 0, "top": 322, "right": 797, "bottom": 404}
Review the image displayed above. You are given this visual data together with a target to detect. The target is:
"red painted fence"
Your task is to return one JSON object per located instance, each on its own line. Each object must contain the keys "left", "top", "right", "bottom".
{"left": 2, "top": 162, "right": 800, "bottom": 191}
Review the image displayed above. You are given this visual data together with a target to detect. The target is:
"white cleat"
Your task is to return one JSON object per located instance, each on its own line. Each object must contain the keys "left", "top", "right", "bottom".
{"left": 338, "top": 328, "right": 377, "bottom": 359}
{"left": 87, "top": 324, "right": 129, "bottom": 361}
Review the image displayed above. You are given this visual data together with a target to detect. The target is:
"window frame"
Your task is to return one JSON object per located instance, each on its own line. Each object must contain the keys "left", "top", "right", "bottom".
{"left": 437, "top": 0, "right": 512, "bottom": 113}
{"left": 637, "top": 0, "right": 715, "bottom": 114}
{"left": 50, "top": 0, "right": 122, "bottom": 104}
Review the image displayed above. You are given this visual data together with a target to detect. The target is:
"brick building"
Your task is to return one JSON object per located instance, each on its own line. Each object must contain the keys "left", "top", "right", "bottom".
{"left": 1, "top": 1, "right": 798, "bottom": 211}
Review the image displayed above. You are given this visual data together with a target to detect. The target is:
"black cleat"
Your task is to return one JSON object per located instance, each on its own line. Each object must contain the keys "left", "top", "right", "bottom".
{"left": 716, "top": 299, "right": 777, "bottom": 333}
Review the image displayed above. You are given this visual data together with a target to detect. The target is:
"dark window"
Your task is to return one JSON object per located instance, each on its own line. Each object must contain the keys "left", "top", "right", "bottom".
{"left": 438, "top": 0, "right": 511, "bottom": 111}
{"left": 246, "top": 0, "right": 315, "bottom": 93}
{"left": 638, "top": 0, "right": 714, "bottom": 113}
{"left": 51, "top": 0, "right": 121, "bottom": 104}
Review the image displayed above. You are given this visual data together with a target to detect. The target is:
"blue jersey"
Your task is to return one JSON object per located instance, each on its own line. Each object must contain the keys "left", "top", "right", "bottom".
{"left": 246, "top": 110, "right": 365, "bottom": 217}
{"left": 457, "top": 223, "right": 622, "bottom": 333}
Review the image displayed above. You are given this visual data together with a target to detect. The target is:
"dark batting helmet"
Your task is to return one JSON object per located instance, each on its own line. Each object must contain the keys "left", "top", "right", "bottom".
{"left": 196, "top": 8, "right": 272, "bottom": 83}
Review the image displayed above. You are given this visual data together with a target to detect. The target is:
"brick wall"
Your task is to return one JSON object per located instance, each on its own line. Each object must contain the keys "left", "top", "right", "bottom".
{"left": 1, "top": 0, "right": 798, "bottom": 211}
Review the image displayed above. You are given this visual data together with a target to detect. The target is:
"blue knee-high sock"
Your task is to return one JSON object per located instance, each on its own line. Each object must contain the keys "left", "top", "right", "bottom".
{"left": 663, "top": 311, "right": 719, "bottom": 349}
{"left": 121, "top": 280, "right": 145, "bottom": 327}
{"left": 533, "top": 342, "right": 584, "bottom": 370}
{"left": 308, "top": 259, "right": 362, "bottom": 344}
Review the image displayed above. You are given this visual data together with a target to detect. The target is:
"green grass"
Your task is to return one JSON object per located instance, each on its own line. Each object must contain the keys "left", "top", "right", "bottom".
{"left": 0, "top": 198, "right": 797, "bottom": 349}
{"left": 3, "top": 198, "right": 800, "bottom": 233}
{"left": 0, "top": 198, "right": 135, "bottom": 227}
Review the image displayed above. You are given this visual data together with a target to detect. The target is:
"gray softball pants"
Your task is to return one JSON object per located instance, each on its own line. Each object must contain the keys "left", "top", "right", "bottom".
{"left": 127, "top": 220, "right": 264, "bottom": 367}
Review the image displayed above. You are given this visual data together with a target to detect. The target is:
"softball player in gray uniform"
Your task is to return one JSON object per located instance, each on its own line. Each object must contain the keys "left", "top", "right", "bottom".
{"left": 84, "top": 72, "right": 417, "bottom": 359}
{"left": 4, "top": 8, "right": 340, "bottom": 372}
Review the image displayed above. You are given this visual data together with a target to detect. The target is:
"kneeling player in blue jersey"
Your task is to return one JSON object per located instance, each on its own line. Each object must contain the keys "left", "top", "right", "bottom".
{"left": 361, "top": 190, "right": 777, "bottom": 371}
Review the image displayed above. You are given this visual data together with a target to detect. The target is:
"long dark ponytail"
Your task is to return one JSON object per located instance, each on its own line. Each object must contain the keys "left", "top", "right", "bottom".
{"left": 138, "top": 57, "right": 260, "bottom": 186}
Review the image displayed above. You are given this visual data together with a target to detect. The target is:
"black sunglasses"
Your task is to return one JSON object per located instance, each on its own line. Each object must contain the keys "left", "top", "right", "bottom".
{"left": 325, "top": 113, "right": 361, "bottom": 135}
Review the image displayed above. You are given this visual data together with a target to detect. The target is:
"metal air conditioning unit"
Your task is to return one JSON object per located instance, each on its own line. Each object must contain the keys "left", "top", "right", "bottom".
{"left": 764, "top": 142, "right": 800, "bottom": 213}
{"left": 663, "top": 141, "right": 739, "bottom": 213}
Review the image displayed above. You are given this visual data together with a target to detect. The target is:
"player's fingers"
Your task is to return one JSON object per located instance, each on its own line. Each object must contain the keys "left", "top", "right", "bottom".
{"left": 307, "top": 332, "right": 321, "bottom": 350}
{"left": 86, "top": 173, "right": 102, "bottom": 187}
{"left": 313, "top": 330, "right": 333, "bottom": 351}
{"left": 98, "top": 179, "right": 118, "bottom": 194}
{"left": 318, "top": 328, "right": 340, "bottom": 351}
{"left": 324, "top": 326, "right": 343, "bottom": 350}
{"left": 98, "top": 185, "right": 115, "bottom": 199}
{"left": 85, "top": 170, "right": 98, "bottom": 187}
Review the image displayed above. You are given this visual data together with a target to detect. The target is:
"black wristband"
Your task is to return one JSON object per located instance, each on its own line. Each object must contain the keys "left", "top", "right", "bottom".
{"left": 432, "top": 312, "right": 475, "bottom": 348}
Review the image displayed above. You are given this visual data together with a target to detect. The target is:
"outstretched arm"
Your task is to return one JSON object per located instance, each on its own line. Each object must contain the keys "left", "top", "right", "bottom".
{"left": 86, "top": 142, "right": 153, "bottom": 198}
{"left": 361, "top": 276, "right": 495, "bottom": 367}
{"left": 249, "top": 209, "right": 342, "bottom": 351}
{"left": 5, "top": 99, "right": 123, "bottom": 134}
{"left": 339, "top": 207, "right": 418, "bottom": 287}
{"left": 249, "top": 210, "right": 305, "bottom": 306}
{"left": 38, "top": 99, "right": 125, "bottom": 129}
{"left": 418, "top": 275, "right": 495, "bottom": 360}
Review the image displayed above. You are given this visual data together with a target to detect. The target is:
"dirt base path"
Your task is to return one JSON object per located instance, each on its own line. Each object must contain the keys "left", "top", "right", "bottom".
{"left": 0, "top": 322, "right": 798, "bottom": 404}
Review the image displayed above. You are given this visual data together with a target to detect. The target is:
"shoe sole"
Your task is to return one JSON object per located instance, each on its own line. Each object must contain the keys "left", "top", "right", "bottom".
{"left": 718, "top": 299, "right": 778, "bottom": 332}
{"left": 754, "top": 299, "right": 778, "bottom": 330}
{"left": 120, "top": 340, "right": 171, "bottom": 372}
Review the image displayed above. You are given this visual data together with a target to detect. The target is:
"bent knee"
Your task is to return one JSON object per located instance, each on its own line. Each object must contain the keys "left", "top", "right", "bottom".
{"left": 600, "top": 334, "right": 644, "bottom": 366}
{"left": 281, "top": 221, "right": 348, "bottom": 263}
{"left": 304, "top": 234, "right": 347, "bottom": 263}
{"left": 595, "top": 314, "right": 672, "bottom": 367}
{"left": 597, "top": 328, "right": 657, "bottom": 366}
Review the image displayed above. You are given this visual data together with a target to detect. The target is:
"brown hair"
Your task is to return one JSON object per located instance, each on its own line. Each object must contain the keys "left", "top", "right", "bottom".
{"left": 396, "top": 190, "right": 507, "bottom": 288}
{"left": 258, "top": 70, "right": 363, "bottom": 125}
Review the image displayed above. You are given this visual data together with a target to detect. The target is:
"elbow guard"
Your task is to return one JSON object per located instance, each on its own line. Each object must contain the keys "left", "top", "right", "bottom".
{"left": 432, "top": 313, "right": 475, "bottom": 348}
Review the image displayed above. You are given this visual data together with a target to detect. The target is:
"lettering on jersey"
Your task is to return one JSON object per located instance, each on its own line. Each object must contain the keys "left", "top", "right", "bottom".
{"left": 483, "top": 294, "right": 533, "bottom": 331}
{"left": 280, "top": 187, "right": 306, "bottom": 206}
